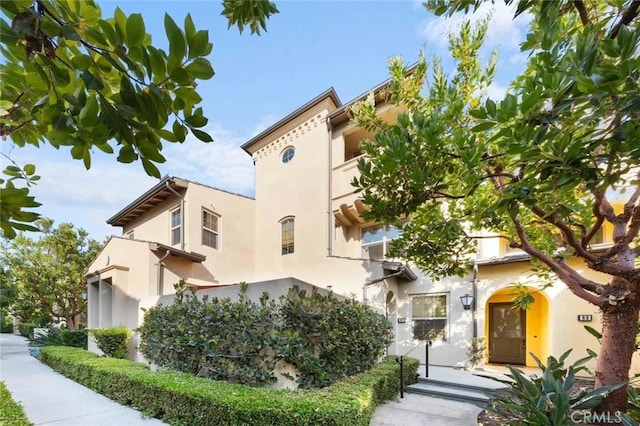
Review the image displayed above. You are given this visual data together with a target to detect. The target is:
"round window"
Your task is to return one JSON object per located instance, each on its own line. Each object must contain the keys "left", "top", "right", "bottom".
{"left": 281, "top": 147, "right": 295, "bottom": 164}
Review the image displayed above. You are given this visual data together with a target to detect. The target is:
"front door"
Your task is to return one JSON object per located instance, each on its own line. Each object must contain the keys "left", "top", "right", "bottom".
{"left": 489, "top": 302, "right": 526, "bottom": 364}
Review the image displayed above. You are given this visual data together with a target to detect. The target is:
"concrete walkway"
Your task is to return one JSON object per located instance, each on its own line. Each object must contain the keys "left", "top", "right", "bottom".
{"left": 1, "top": 333, "right": 484, "bottom": 425}
{"left": 0, "top": 333, "right": 166, "bottom": 425}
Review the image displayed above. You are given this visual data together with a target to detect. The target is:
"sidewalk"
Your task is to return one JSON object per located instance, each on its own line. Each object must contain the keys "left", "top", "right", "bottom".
{"left": 1, "top": 333, "right": 483, "bottom": 425}
{"left": 0, "top": 333, "right": 165, "bottom": 425}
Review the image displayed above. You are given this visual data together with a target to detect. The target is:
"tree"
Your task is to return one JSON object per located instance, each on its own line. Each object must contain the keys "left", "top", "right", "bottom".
{"left": 352, "top": 0, "right": 640, "bottom": 415}
{"left": 0, "top": 0, "right": 278, "bottom": 238}
{"left": 2, "top": 219, "right": 102, "bottom": 329}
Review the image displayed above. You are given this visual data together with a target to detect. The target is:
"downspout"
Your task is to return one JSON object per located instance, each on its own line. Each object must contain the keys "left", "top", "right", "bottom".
{"left": 165, "top": 180, "right": 185, "bottom": 252}
{"left": 157, "top": 250, "right": 170, "bottom": 295}
{"left": 326, "top": 117, "right": 333, "bottom": 257}
{"left": 472, "top": 260, "right": 478, "bottom": 338}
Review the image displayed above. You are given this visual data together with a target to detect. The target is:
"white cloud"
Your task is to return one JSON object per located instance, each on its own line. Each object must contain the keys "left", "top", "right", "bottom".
{"left": 487, "top": 81, "right": 508, "bottom": 100}
{"left": 249, "top": 114, "right": 280, "bottom": 138}
{"left": 1, "top": 122, "right": 257, "bottom": 240}
{"left": 163, "top": 123, "right": 255, "bottom": 196}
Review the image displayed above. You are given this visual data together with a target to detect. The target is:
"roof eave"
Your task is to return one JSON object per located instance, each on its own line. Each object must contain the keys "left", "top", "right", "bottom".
{"left": 106, "top": 176, "right": 188, "bottom": 227}
{"left": 241, "top": 88, "right": 342, "bottom": 155}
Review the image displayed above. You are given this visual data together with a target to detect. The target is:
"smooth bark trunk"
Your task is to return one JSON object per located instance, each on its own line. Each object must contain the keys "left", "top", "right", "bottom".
{"left": 595, "top": 300, "right": 640, "bottom": 415}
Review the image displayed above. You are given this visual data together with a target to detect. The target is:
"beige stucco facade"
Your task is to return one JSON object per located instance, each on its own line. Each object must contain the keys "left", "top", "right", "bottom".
{"left": 86, "top": 82, "right": 638, "bottom": 374}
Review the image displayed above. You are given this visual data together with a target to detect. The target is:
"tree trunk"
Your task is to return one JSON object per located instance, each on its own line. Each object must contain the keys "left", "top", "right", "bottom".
{"left": 595, "top": 299, "right": 640, "bottom": 415}
{"left": 65, "top": 315, "right": 77, "bottom": 330}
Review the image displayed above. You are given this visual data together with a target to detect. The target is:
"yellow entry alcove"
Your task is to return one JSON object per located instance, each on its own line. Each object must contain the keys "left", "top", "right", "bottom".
{"left": 485, "top": 287, "right": 549, "bottom": 367}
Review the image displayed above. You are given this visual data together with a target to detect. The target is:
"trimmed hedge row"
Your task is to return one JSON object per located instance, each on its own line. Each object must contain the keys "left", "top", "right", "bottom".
{"left": 0, "top": 381, "right": 32, "bottom": 426}
{"left": 41, "top": 346, "right": 419, "bottom": 426}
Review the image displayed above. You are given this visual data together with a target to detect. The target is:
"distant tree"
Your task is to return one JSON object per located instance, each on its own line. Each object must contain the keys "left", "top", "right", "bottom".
{"left": 353, "top": 0, "right": 639, "bottom": 415}
{"left": 2, "top": 219, "right": 102, "bottom": 329}
{"left": 0, "top": 0, "right": 277, "bottom": 238}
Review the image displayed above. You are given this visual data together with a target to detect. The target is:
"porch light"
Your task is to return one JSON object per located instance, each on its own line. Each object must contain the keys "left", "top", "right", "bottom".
{"left": 460, "top": 294, "right": 474, "bottom": 310}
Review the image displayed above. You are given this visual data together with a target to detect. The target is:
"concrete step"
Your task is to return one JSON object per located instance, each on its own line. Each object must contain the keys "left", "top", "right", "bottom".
{"left": 416, "top": 376, "right": 506, "bottom": 395}
{"left": 406, "top": 381, "right": 492, "bottom": 407}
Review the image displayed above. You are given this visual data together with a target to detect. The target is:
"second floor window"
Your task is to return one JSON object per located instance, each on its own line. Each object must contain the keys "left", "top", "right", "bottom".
{"left": 170, "top": 208, "right": 181, "bottom": 246}
{"left": 361, "top": 224, "right": 402, "bottom": 260}
{"left": 202, "top": 209, "right": 219, "bottom": 249}
{"left": 281, "top": 217, "right": 294, "bottom": 255}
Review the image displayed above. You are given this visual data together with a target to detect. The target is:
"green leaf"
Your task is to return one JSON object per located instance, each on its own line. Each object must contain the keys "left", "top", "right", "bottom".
{"left": 471, "top": 121, "right": 495, "bottom": 132}
{"left": 126, "top": 13, "right": 145, "bottom": 48}
{"left": 117, "top": 145, "right": 138, "bottom": 163}
{"left": 185, "top": 58, "right": 214, "bottom": 80}
{"left": 81, "top": 71, "right": 104, "bottom": 91}
{"left": 141, "top": 158, "right": 161, "bottom": 178}
{"left": 185, "top": 114, "right": 208, "bottom": 128}
{"left": 164, "top": 13, "right": 186, "bottom": 66}
{"left": 23, "top": 164, "right": 36, "bottom": 176}
{"left": 188, "top": 30, "right": 212, "bottom": 59}
{"left": 191, "top": 128, "right": 213, "bottom": 142}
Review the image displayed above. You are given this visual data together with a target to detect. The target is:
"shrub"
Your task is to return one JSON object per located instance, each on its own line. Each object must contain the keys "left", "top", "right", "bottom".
{"left": 0, "top": 381, "right": 32, "bottom": 426}
{"left": 481, "top": 349, "right": 634, "bottom": 425}
{"left": 29, "top": 327, "right": 87, "bottom": 349}
{"left": 41, "top": 346, "right": 417, "bottom": 426}
{"left": 277, "top": 287, "right": 394, "bottom": 388}
{"left": 138, "top": 282, "right": 278, "bottom": 386}
{"left": 92, "top": 327, "right": 130, "bottom": 358}
{"left": 18, "top": 323, "right": 36, "bottom": 338}
{"left": 137, "top": 283, "right": 393, "bottom": 389}
{"left": 0, "top": 315, "right": 13, "bottom": 333}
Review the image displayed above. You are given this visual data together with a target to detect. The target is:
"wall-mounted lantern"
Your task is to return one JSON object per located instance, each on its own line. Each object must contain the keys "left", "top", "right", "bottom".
{"left": 460, "top": 293, "right": 474, "bottom": 310}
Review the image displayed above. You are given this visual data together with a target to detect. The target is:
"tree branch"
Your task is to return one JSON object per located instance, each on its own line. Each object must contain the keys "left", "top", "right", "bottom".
{"left": 573, "top": 0, "right": 590, "bottom": 25}
{"left": 609, "top": 0, "right": 640, "bottom": 39}
{"left": 509, "top": 211, "right": 605, "bottom": 307}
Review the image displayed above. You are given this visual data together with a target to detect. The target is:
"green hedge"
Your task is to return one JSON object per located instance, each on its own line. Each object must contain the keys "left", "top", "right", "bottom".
{"left": 29, "top": 328, "right": 87, "bottom": 349}
{"left": 18, "top": 323, "right": 36, "bottom": 338}
{"left": 41, "top": 346, "right": 418, "bottom": 426}
{"left": 0, "top": 315, "right": 13, "bottom": 333}
{"left": 0, "top": 381, "right": 32, "bottom": 426}
{"left": 92, "top": 327, "right": 130, "bottom": 358}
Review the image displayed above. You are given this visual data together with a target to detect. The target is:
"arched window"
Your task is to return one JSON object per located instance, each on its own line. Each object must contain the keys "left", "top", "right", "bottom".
{"left": 281, "top": 217, "right": 295, "bottom": 255}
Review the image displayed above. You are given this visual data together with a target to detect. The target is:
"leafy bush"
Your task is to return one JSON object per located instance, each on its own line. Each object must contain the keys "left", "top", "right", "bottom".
{"left": 41, "top": 346, "right": 417, "bottom": 426}
{"left": 29, "top": 327, "right": 87, "bottom": 349}
{"left": 138, "top": 283, "right": 393, "bottom": 389}
{"left": 0, "top": 315, "right": 13, "bottom": 333}
{"left": 18, "top": 323, "right": 36, "bottom": 338}
{"left": 278, "top": 287, "right": 393, "bottom": 388}
{"left": 0, "top": 381, "right": 32, "bottom": 426}
{"left": 138, "top": 282, "right": 278, "bottom": 386}
{"left": 92, "top": 327, "right": 130, "bottom": 358}
{"left": 481, "top": 350, "right": 632, "bottom": 425}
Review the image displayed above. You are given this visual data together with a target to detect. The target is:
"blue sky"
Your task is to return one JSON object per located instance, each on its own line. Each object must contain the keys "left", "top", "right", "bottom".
{"left": 2, "top": 1, "right": 531, "bottom": 241}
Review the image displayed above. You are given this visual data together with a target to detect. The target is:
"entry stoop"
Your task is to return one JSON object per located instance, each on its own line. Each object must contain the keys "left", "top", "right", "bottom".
{"left": 405, "top": 365, "right": 511, "bottom": 407}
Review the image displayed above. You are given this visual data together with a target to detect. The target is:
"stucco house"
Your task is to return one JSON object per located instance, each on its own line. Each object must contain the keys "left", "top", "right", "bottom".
{"left": 86, "top": 76, "right": 638, "bottom": 373}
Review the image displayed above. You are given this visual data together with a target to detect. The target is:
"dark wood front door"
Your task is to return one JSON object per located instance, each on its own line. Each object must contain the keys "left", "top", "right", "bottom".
{"left": 489, "top": 303, "right": 526, "bottom": 364}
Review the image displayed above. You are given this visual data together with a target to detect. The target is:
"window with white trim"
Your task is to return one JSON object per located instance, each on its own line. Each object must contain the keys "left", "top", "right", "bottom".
{"left": 281, "top": 217, "right": 294, "bottom": 255}
{"left": 202, "top": 209, "right": 219, "bottom": 249}
{"left": 412, "top": 293, "right": 448, "bottom": 341}
{"left": 170, "top": 207, "right": 181, "bottom": 246}
{"left": 361, "top": 224, "right": 403, "bottom": 260}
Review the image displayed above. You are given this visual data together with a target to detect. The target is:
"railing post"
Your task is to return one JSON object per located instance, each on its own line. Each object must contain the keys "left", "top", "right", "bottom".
{"left": 425, "top": 340, "right": 431, "bottom": 378}
{"left": 399, "top": 356, "right": 404, "bottom": 399}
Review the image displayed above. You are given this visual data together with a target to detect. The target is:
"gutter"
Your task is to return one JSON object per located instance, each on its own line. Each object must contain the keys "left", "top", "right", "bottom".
{"left": 165, "top": 180, "right": 185, "bottom": 252}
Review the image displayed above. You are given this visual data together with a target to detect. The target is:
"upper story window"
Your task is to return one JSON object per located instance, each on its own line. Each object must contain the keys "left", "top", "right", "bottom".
{"left": 281, "top": 217, "right": 295, "bottom": 255}
{"left": 412, "top": 293, "right": 448, "bottom": 341}
{"left": 202, "top": 208, "right": 219, "bottom": 249}
{"left": 590, "top": 226, "right": 605, "bottom": 245}
{"left": 281, "top": 147, "right": 295, "bottom": 164}
{"left": 170, "top": 207, "right": 181, "bottom": 246}
{"left": 361, "top": 224, "right": 403, "bottom": 260}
